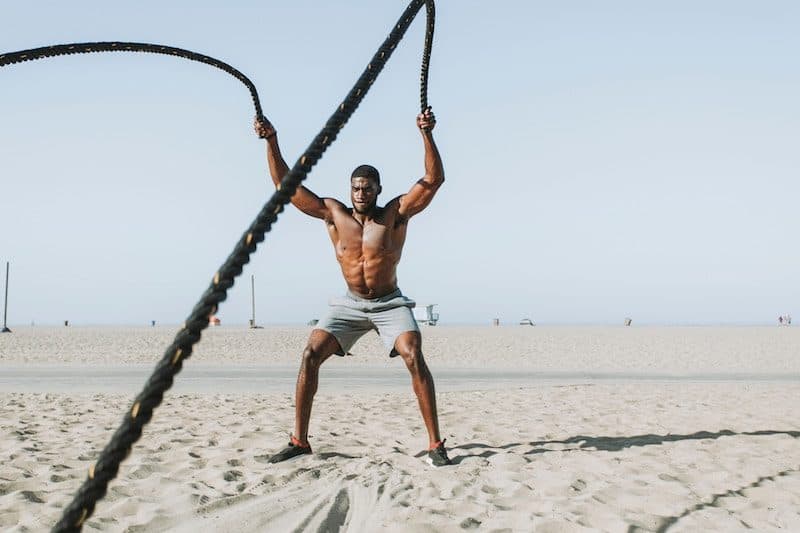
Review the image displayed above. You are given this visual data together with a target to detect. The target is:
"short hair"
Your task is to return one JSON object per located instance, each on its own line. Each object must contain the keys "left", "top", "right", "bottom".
{"left": 351, "top": 164, "right": 380, "bottom": 185}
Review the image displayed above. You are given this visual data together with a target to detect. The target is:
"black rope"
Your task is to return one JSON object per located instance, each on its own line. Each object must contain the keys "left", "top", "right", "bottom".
{"left": 0, "top": 1, "right": 435, "bottom": 531}
{"left": 420, "top": 0, "right": 435, "bottom": 112}
{"left": 0, "top": 42, "right": 265, "bottom": 122}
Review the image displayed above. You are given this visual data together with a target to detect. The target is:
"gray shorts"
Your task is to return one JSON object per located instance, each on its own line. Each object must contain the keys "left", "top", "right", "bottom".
{"left": 317, "top": 289, "right": 420, "bottom": 357}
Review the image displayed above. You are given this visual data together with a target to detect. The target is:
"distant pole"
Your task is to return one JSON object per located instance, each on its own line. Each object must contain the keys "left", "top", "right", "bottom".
{"left": 2, "top": 262, "right": 11, "bottom": 333}
{"left": 250, "top": 274, "right": 256, "bottom": 328}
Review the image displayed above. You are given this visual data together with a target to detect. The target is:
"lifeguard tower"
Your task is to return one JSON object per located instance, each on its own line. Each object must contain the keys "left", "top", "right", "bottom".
{"left": 414, "top": 304, "right": 439, "bottom": 326}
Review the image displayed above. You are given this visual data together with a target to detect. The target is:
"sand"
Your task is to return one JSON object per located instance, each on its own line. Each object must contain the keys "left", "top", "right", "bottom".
{"left": 2, "top": 325, "right": 799, "bottom": 372}
{"left": 1, "top": 326, "right": 799, "bottom": 532}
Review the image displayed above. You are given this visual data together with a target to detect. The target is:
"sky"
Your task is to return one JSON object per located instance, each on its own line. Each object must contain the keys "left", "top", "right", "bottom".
{"left": 1, "top": 1, "right": 798, "bottom": 326}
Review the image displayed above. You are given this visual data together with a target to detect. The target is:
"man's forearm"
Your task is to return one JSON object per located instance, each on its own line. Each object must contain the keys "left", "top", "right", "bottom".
{"left": 422, "top": 131, "right": 445, "bottom": 184}
{"left": 266, "top": 135, "right": 290, "bottom": 188}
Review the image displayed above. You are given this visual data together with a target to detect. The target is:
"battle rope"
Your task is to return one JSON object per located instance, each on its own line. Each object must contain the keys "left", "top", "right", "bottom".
{"left": 1, "top": 1, "right": 435, "bottom": 531}
{"left": 0, "top": 42, "right": 266, "bottom": 123}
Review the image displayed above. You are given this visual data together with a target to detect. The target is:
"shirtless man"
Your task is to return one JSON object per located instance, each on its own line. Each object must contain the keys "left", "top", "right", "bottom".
{"left": 254, "top": 107, "right": 451, "bottom": 466}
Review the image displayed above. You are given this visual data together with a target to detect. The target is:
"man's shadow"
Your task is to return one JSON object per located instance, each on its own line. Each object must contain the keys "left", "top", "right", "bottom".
{"left": 445, "top": 429, "right": 800, "bottom": 532}
{"left": 446, "top": 429, "right": 800, "bottom": 463}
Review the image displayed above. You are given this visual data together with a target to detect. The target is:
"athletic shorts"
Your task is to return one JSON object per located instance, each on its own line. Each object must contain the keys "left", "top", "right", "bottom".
{"left": 317, "top": 288, "right": 419, "bottom": 357}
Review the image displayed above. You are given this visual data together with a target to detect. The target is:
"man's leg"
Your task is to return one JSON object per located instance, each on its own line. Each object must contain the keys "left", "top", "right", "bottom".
{"left": 293, "top": 329, "right": 341, "bottom": 445}
{"left": 394, "top": 331, "right": 442, "bottom": 449}
{"left": 269, "top": 329, "right": 341, "bottom": 463}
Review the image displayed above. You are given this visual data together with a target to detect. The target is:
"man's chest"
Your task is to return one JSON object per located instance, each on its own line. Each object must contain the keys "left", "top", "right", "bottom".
{"left": 329, "top": 216, "right": 405, "bottom": 253}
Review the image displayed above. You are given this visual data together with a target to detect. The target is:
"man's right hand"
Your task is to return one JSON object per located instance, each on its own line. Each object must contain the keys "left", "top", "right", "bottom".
{"left": 254, "top": 116, "right": 276, "bottom": 140}
{"left": 416, "top": 107, "right": 436, "bottom": 132}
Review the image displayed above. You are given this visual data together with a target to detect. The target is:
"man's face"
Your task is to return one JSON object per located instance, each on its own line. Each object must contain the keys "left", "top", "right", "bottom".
{"left": 351, "top": 176, "right": 380, "bottom": 214}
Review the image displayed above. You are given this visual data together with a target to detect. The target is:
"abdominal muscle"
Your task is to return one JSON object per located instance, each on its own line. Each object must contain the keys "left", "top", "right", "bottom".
{"left": 336, "top": 248, "right": 401, "bottom": 299}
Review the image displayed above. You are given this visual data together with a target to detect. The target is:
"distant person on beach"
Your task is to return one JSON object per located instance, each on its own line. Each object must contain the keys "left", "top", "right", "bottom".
{"left": 254, "top": 108, "right": 451, "bottom": 467}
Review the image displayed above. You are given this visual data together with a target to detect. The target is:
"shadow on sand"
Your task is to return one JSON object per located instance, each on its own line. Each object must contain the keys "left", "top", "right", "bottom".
{"left": 446, "top": 429, "right": 800, "bottom": 532}
{"left": 449, "top": 429, "right": 800, "bottom": 460}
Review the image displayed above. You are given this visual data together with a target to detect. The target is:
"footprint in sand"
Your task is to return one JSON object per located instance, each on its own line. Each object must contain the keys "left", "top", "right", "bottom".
{"left": 247, "top": 474, "right": 276, "bottom": 493}
{"left": 21, "top": 490, "right": 46, "bottom": 503}
{"left": 77, "top": 452, "right": 100, "bottom": 461}
{"left": 110, "top": 485, "right": 133, "bottom": 499}
{"left": 570, "top": 479, "right": 588, "bottom": 492}
{"left": 196, "top": 493, "right": 256, "bottom": 515}
{"left": 481, "top": 484, "right": 500, "bottom": 495}
{"left": 223, "top": 470, "right": 243, "bottom": 482}
{"left": 127, "top": 464, "right": 158, "bottom": 480}
{"left": 460, "top": 517, "right": 482, "bottom": 530}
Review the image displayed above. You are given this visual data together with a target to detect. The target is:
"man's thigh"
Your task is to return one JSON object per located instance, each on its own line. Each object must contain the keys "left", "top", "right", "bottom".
{"left": 317, "top": 305, "right": 374, "bottom": 355}
{"left": 371, "top": 305, "right": 420, "bottom": 356}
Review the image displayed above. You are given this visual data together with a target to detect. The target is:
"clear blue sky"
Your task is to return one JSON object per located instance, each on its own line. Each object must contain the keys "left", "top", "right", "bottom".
{"left": 1, "top": 1, "right": 798, "bottom": 326}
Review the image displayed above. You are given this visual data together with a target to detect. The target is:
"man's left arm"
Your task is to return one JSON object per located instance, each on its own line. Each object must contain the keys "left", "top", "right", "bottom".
{"left": 397, "top": 107, "right": 445, "bottom": 219}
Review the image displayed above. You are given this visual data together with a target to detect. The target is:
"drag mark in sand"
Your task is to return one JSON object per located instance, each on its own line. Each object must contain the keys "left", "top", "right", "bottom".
{"left": 653, "top": 466, "right": 800, "bottom": 533}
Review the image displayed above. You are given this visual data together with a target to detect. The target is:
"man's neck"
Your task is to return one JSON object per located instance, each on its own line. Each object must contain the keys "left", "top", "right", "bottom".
{"left": 351, "top": 205, "right": 379, "bottom": 225}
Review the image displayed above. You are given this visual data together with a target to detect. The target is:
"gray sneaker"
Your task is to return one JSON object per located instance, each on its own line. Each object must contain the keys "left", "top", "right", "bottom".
{"left": 426, "top": 440, "right": 452, "bottom": 467}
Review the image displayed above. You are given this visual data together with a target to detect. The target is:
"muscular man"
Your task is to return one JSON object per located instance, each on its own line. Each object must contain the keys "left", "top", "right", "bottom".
{"left": 254, "top": 107, "right": 451, "bottom": 467}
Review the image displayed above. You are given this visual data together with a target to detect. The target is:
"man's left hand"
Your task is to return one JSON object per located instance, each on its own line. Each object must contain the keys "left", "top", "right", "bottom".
{"left": 254, "top": 116, "right": 276, "bottom": 139}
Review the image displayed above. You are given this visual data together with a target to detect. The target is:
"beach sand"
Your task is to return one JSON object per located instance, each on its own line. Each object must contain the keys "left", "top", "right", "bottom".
{"left": 1, "top": 326, "right": 799, "bottom": 532}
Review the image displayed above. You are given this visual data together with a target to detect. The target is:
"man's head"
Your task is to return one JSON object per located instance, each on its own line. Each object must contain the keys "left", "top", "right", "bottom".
{"left": 350, "top": 164, "right": 382, "bottom": 214}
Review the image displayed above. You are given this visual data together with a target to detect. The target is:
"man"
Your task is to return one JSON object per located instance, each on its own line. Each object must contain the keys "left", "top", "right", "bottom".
{"left": 254, "top": 107, "right": 451, "bottom": 466}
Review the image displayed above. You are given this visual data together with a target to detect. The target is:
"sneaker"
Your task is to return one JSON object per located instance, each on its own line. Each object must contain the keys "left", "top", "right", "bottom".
{"left": 268, "top": 436, "right": 312, "bottom": 463}
{"left": 426, "top": 439, "right": 452, "bottom": 467}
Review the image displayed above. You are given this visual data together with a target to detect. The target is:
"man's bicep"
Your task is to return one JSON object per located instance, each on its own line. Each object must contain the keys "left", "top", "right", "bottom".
{"left": 398, "top": 179, "right": 442, "bottom": 217}
{"left": 291, "top": 188, "right": 332, "bottom": 219}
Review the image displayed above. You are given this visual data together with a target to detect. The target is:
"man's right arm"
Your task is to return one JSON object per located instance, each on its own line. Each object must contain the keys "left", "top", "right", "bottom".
{"left": 255, "top": 117, "right": 332, "bottom": 220}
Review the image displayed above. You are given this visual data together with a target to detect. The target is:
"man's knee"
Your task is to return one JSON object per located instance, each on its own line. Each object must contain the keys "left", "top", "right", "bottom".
{"left": 301, "top": 344, "right": 332, "bottom": 368}
{"left": 396, "top": 339, "right": 425, "bottom": 372}
{"left": 301, "top": 331, "right": 339, "bottom": 367}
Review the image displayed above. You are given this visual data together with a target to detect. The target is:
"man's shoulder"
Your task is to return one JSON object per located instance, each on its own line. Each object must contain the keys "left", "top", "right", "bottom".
{"left": 382, "top": 195, "right": 405, "bottom": 214}
{"left": 384, "top": 196, "right": 411, "bottom": 225}
{"left": 317, "top": 198, "right": 346, "bottom": 226}
{"left": 322, "top": 197, "right": 348, "bottom": 210}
